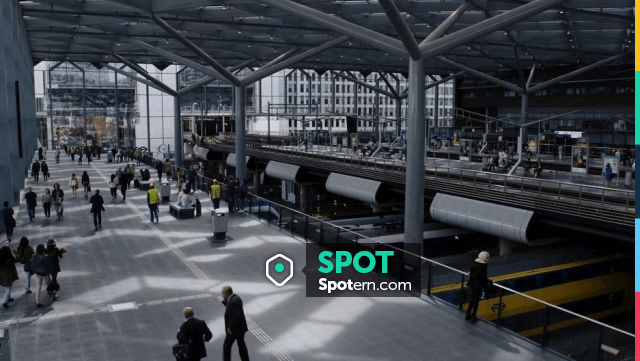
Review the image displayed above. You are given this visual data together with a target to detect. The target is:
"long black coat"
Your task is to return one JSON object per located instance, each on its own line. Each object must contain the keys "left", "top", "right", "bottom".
{"left": 177, "top": 317, "right": 213, "bottom": 359}
{"left": 89, "top": 194, "right": 105, "bottom": 213}
{"left": 223, "top": 294, "right": 248, "bottom": 335}
{"left": 468, "top": 261, "right": 490, "bottom": 290}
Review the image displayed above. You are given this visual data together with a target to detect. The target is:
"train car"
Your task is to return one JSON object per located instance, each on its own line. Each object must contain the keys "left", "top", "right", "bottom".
{"left": 428, "top": 255, "right": 633, "bottom": 337}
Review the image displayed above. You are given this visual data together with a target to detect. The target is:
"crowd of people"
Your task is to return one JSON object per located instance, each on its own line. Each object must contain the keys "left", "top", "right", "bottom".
{"left": 0, "top": 236, "right": 66, "bottom": 309}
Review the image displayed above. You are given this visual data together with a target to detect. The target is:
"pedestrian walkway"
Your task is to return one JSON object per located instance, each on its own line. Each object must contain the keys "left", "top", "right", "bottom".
{"left": 0, "top": 149, "right": 568, "bottom": 361}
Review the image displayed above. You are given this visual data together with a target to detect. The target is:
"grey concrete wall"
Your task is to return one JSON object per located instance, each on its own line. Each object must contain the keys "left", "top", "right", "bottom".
{"left": 0, "top": 1, "right": 37, "bottom": 231}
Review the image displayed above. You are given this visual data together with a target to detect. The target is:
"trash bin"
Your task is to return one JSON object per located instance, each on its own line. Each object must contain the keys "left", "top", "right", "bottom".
{"left": 211, "top": 209, "right": 228, "bottom": 240}
{"left": 160, "top": 182, "right": 171, "bottom": 202}
{"left": 0, "top": 329, "right": 10, "bottom": 361}
{"left": 624, "top": 170, "right": 633, "bottom": 188}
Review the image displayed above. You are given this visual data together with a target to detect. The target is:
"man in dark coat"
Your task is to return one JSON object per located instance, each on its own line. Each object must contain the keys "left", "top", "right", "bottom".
{"left": 465, "top": 251, "right": 493, "bottom": 323}
{"left": 221, "top": 286, "right": 250, "bottom": 361}
{"left": 31, "top": 161, "right": 41, "bottom": 182}
{"left": 89, "top": 189, "right": 105, "bottom": 231}
{"left": 24, "top": 187, "right": 38, "bottom": 223}
{"left": 177, "top": 306, "right": 213, "bottom": 361}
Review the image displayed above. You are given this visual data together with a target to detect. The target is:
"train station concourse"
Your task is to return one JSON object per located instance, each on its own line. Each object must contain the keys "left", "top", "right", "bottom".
{"left": 0, "top": 0, "right": 635, "bottom": 360}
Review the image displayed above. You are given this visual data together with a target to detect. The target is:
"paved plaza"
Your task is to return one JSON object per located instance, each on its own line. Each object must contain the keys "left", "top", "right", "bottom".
{"left": 0, "top": 150, "right": 569, "bottom": 361}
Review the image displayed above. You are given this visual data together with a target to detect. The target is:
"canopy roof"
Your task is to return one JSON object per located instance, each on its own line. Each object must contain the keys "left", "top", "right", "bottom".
{"left": 20, "top": 0, "right": 634, "bottom": 82}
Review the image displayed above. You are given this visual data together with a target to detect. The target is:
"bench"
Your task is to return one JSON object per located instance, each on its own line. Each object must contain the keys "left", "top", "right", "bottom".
{"left": 169, "top": 203, "right": 195, "bottom": 219}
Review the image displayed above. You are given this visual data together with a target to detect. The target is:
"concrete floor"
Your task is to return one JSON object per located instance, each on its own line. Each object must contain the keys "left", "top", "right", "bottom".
{"left": 0, "top": 150, "right": 571, "bottom": 361}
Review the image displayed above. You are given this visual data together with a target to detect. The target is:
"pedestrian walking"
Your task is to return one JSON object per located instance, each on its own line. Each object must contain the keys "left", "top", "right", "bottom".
{"left": 52, "top": 183, "right": 64, "bottom": 220}
{"left": 226, "top": 178, "right": 237, "bottom": 213}
{"left": 77, "top": 151, "right": 83, "bottom": 165}
{"left": 605, "top": 162, "right": 613, "bottom": 187}
{"left": 221, "top": 286, "right": 250, "bottom": 361}
{"left": 45, "top": 238, "right": 66, "bottom": 299}
{"left": 28, "top": 244, "right": 51, "bottom": 307}
{"left": 120, "top": 173, "right": 128, "bottom": 202}
{"left": 41, "top": 161, "right": 49, "bottom": 182}
{"left": 0, "top": 246, "right": 18, "bottom": 308}
{"left": 37, "top": 147, "right": 44, "bottom": 161}
{"left": 163, "top": 159, "right": 173, "bottom": 180}
{"left": 465, "top": 251, "right": 493, "bottom": 323}
{"left": 14, "top": 237, "right": 34, "bottom": 294}
{"left": 109, "top": 174, "right": 119, "bottom": 201}
{"left": 156, "top": 160, "right": 164, "bottom": 181}
{"left": 69, "top": 173, "right": 79, "bottom": 198}
{"left": 82, "top": 171, "right": 91, "bottom": 199}
{"left": 210, "top": 179, "right": 222, "bottom": 210}
{"left": 89, "top": 189, "right": 105, "bottom": 231}
{"left": 31, "top": 161, "right": 40, "bottom": 182}
{"left": 55, "top": 149, "right": 60, "bottom": 164}
{"left": 147, "top": 183, "right": 159, "bottom": 224}
{"left": 41, "top": 188, "right": 52, "bottom": 219}
{"left": 176, "top": 307, "right": 213, "bottom": 361}
{"left": 24, "top": 187, "right": 38, "bottom": 223}
{"left": 2, "top": 202, "right": 15, "bottom": 243}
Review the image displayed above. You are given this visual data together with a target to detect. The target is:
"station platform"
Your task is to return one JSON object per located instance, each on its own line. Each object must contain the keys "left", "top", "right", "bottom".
{"left": 0, "top": 150, "right": 570, "bottom": 361}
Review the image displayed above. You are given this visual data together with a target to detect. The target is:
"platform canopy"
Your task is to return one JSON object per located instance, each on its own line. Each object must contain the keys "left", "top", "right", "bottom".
{"left": 19, "top": 0, "right": 634, "bottom": 80}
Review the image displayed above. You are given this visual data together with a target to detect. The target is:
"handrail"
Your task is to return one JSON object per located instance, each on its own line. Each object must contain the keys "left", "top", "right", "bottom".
{"left": 379, "top": 242, "right": 635, "bottom": 338}
{"left": 232, "top": 191, "right": 634, "bottom": 341}
{"left": 138, "top": 159, "right": 634, "bottom": 344}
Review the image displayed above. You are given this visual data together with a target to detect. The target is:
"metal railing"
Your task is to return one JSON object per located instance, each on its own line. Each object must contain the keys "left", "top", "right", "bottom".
{"left": 239, "top": 193, "right": 634, "bottom": 361}
{"left": 218, "top": 138, "right": 635, "bottom": 216}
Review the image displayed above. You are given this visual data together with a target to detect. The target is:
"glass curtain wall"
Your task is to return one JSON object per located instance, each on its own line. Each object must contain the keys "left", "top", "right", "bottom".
{"left": 36, "top": 61, "right": 138, "bottom": 151}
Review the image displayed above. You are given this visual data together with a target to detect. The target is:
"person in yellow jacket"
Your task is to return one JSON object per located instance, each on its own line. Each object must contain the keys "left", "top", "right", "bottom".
{"left": 210, "top": 179, "right": 222, "bottom": 209}
{"left": 147, "top": 183, "right": 160, "bottom": 224}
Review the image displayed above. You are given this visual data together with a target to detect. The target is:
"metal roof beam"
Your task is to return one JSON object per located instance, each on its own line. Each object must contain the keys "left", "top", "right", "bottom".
{"left": 102, "top": 64, "right": 176, "bottom": 96}
{"left": 420, "top": 1, "right": 470, "bottom": 45}
{"left": 436, "top": 56, "right": 522, "bottom": 93}
{"left": 399, "top": 71, "right": 465, "bottom": 99}
{"left": 527, "top": 54, "right": 625, "bottom": 94}
{"left": 134, "top": 40, "right": 228, "bottom": 84}
{"left": 378, "top": 0, "right": 421, "bottom": 60}
{"left": 331, "top": 71, "right": 396, "bottom": 98}
{"left": 113, "top": 54, "right": 176, "bottom": 95}
{"left": 258, "top": 48, "right": 299, "bottom": 71}
{"left": 378, "top": 73, "right": 400, "bottom": 98}
{"left": 151, "top": 14, "right": 241, "bottom": 87}
{"left": 177, "top": 76, "right": 215, "bottom": 96}
{"left": 240, "top": 35, "right": 349, "bottom": 86}
{"left": 419, "top": 0, "right": 565, "bottom": 58}
{"left": 256, "top": 0, "right": 407, "bottom": 57}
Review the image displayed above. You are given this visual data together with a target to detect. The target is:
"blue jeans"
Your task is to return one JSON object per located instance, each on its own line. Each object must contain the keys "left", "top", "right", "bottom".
{"left": 24, "top": 270, "right": 31, "bottom": 291}
{"left": 149, "top": 204, "right": 159, "bottom": 222}
{"left": 27, "top": 206, "right": 35, "bottom": 221}
{"left": 3, "top": 282, "right": 12, "bottom": 304}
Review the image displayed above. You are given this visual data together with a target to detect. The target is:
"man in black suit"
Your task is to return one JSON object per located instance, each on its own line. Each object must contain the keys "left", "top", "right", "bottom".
{"left": 221, "top": 286, "right": 250, "bottom": 361}
{"left": 177, "top": 307, "right": 213, "bottom": 361}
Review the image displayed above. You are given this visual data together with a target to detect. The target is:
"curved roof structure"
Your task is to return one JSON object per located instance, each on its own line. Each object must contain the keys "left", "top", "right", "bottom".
{"left": 20, "top": 0, "right": 634, "bottom": 81}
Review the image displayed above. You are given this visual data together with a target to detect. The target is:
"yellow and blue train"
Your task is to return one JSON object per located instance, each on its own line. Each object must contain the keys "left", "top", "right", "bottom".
{"left": 429, "top": 255, "right": 634, "bottom": 337}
